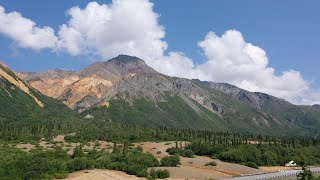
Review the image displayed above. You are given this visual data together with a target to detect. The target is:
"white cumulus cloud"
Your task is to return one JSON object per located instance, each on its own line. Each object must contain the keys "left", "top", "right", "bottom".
{"left": 0, "top": 1, "right": 318, "bottom": 104}
{"left": 194, "top": 30, "right": 310, "bottom": 102}
{"left": 0, "top": 5, "right": 58, "bottom": 50}
{"left": 56, "top": 0, "right": 167, "bottom": 60}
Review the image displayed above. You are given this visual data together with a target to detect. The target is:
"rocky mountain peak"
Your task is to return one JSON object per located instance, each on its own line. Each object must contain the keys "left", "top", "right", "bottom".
{"left": 109, "top": 54, "right": 146, "bottom": 65}
{"left": 313, "top": 104, "right": 320, "bottom": 110}
{"left": 79, "top": 55, "right": 157, "bottom": 79}
{"left": 107, "top": 54, "right": 156, "bottom": 74}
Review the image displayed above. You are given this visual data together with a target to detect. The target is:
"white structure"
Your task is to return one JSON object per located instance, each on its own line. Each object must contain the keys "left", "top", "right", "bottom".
{"left": 84, "top": 114, "right": 94, "bottom": 119}
{"left": 285, "top": 160, "right": 297, "bottom": 167}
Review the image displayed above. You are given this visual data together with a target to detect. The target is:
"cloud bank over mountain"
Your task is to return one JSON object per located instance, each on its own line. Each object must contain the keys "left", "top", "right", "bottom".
{"left": 0, "top": 0, "right": 317, "bottom": 104}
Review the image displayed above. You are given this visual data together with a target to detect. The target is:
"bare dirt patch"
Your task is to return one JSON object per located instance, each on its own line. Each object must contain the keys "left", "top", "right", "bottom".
{"left": 211, "top": 159, "right": 262, "bottom": 176}
{"left": 133, "top": 141, "right": 188, "bottom": 159}
{"left": 16, "top": 143, "right": 35, "bottom": 152}
{"left": 63, "top": 169, "right": 145, "bottom": 180}
{"left": 154, "top": 166, "right": 231, "bottom": 179}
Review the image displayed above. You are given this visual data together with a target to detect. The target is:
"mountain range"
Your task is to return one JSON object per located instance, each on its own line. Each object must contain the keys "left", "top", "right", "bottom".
{"left": 2, "top": 55, "right": 320, "bottom": 137}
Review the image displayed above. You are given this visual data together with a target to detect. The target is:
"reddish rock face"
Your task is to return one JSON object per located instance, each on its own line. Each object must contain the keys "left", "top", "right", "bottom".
{"left": 17, "top": 55, "right": 221, "bottom": 114}
{"left": 18, "top": 55, "right": 166, "bottom": 111}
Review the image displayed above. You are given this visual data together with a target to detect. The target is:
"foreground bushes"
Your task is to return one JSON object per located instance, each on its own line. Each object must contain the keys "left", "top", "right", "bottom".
{"left": 205, "top": 161, "right": 217, "bottom": 166}
{"left": 0, "top": 146, "right": 70, "bottom": 180}
{"left": 243, "top": 162, "right": 259, "bottom": 169}
{"left": 149, "top": 168, "right": 170, "bottom": 179}
{"left": 0, "top": 145, "right": 163, "bottom": 179}
{"left": 160, "top": 155, "right": 180, "bottom": 167}
{"left": 166, "top": 147, "right": 195, "bottom": 158}
{"left": 67, "top": 157, "right": 95, "bottom": 172}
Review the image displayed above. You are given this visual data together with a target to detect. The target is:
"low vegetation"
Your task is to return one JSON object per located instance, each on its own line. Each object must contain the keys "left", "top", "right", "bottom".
{"left": 205, "top": 161, "right": 217, "bottom": 166}
{"left": 149, "top": 168, "right": 170, "bottom": 179}
{"left": 243, "top": 162, "right": 259, "bottom": 169}
{"left": 187, "top": 141, "right": 320, "bottom": 167}
{"left": 160, "top": 155, "right": 181, "bottom": 167}
{"left": 166, "top": 147, "right": 195, "bottom": 158}
{"left": 0, "top": 144, "right": 161, "bottom": 179}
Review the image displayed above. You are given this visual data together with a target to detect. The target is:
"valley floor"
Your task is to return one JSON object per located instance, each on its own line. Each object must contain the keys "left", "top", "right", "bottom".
{"left": 10, "top": 134, "right": 304, "bottom": 180}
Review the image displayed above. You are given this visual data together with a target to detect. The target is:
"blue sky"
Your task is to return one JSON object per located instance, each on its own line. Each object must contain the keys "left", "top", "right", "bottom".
{"left": 0, "top": 0, "right": 319, "bottom": 104}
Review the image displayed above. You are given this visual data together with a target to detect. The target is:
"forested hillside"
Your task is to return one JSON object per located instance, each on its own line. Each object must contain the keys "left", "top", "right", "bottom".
{"left": 0, "top": 63, "right": 81, "bottom": 140}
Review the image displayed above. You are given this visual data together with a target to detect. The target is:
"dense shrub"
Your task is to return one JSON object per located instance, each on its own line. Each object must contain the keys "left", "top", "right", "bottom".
{"left": 126, "top": 165, "right": 147, "bottom": 176}
{"left": 243, "top": 162, "right": 259, "bottom": 169}
{"left": 96, "top": 155, "right": 112, "bottom": 169}
{"left": 126, "top": 150, "right": 159, "bottom": 168}
{"left": 181, "top": 149, "right": 195, "bottom": 158}
{"left": 166, "top": 147, "right": 194, "bottom": 158}
{"left": 136, "top": 169, "right": 148, "bottom": 177}
{"left": 157, "top": 169, "right": 170, "bottom": 179}
{"left": 67, "top": 157, "right": 95, "bottom": 172}
{"left": 108, "top": 161, "right": 126, "bottom": 171}
{"left": 149, "top": 168, "right": 170, "bottom": 179}
{"left": 218, "top": 149, "right": 246, "bottom": 163}
{"left": 0, "top": 147, "right": 71, "bottom": 180}
{"left": 53, "top": 172, "right": 69, "bottom": 179}
{"left": 205, "top": 161, "right": 217, "bottom": 166}
{"left": 166, "top": 147, "right": 180, "bottom": 155}
{"left": 160, "top": 155, "right": 180, "bottom": 167}
{"left": 93, "top": 148, "right": 159, "bottom": 177}
{"left": 72, "top": 146, "right": 85, "bottom": 158}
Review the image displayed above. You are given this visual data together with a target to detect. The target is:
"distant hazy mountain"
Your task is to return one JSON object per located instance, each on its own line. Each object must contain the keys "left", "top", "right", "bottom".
{"left": 16, "top": 55, "right": 320, "bottom": 136}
